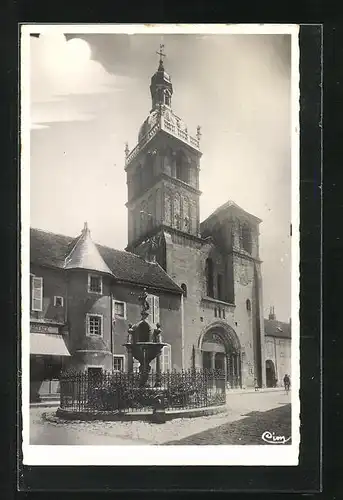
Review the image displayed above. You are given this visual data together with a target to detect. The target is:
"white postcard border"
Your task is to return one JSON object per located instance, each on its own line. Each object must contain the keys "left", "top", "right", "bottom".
{"left": 21, "top": 23, "right": 300, "bottom": 467}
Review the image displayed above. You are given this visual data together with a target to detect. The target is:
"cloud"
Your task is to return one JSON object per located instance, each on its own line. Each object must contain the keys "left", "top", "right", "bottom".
{"left": 30, "top": 33, "right": 123, "bottom": 128}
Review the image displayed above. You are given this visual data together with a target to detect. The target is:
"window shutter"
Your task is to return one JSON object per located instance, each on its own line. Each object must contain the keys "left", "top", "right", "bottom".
{"left": 161, "top": 345, "right": 171, "bottom": 372}
{"left": 153, "top": 295, "right": 160, "bottom": 325}
{"left": 160, "top": 349, "right": 164, "bottom": 372}
{"left": 32, "top": 277, "right": 43, "bottom": 311}
{"left": 167, "top": 345, "right": 171, "bottom": 370}
{"left": 147, "top": 294, "right": 154, "bottom": 324}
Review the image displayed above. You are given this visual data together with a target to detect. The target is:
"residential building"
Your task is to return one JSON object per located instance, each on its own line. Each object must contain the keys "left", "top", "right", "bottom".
{"left": 264, "top": 307, "right": 292, "bottom": 387}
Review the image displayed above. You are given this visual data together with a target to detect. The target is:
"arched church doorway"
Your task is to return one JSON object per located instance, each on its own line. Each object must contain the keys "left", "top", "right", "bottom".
{"left": 266, "top": 359, "right": 277, "bottom": 387}
{"left": 199, "top": 323, "right": 242, "bottom": 389}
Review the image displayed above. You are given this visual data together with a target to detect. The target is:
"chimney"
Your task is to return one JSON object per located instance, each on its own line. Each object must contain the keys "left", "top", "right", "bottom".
{"left": 269, "top": 306, "right": 276, "bottom": 321}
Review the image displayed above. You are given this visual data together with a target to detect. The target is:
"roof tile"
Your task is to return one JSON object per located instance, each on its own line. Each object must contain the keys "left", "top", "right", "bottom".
{"left": 264, "top": 319, "right": 291, "bottom": 339}
{"left": 30, "top": 228, "right": 182, "bottom": 294}
{"left": 64, "top": 224, "right": 113, "bottom": 275}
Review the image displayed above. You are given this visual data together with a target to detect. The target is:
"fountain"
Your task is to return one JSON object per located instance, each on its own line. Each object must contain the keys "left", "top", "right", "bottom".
{"left": 123, "top": 288, "right": 167, "bottom": 421}
{"left": 57, "top": 288, "right": 227, "bottom": 422}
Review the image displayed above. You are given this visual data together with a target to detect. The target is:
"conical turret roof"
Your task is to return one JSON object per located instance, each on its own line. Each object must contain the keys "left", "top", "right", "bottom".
{"left": 64, "top": 222, "right": 114, "bottom": 276}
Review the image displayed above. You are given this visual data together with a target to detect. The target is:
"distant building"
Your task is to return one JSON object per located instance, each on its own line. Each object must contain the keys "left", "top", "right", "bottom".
{"left": 264, "top": 307, "right": 292, "bottom": 387}
{"left": 29, "top": 48, "right": 270, "bottom": 401}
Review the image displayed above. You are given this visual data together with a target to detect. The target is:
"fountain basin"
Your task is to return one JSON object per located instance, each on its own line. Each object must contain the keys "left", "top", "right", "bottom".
{"left": 124, "top": 342, "right": 167, "bottom": 365}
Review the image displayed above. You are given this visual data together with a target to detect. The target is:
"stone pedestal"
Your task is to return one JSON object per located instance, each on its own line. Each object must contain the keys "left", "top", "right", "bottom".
{"left": 151, "top": 389, "right": 166, "bottom": 423}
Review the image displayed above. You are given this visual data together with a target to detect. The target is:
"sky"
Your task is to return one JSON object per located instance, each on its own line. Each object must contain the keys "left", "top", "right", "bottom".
{"left": 29, "top": 31, "right": 293, "bottom": 322}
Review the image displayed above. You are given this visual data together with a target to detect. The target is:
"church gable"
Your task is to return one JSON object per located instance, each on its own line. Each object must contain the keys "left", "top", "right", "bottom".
{"left": 201, "top": 201, "right": 261, "bottom": 260}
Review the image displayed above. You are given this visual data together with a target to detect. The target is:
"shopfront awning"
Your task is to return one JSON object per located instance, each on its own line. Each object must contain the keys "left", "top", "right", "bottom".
{"left": 30, "top": 333, "right": 71, "bottom": 356}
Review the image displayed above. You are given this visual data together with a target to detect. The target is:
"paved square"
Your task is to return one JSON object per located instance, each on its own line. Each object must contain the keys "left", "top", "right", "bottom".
{"left": 29, "top": 389, "right": 291, "bottom": 446}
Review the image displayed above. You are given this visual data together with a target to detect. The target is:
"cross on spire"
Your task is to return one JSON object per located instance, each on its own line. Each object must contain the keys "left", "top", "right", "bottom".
{"left": 156, "top": 44, "right": 166, "bottom": 66}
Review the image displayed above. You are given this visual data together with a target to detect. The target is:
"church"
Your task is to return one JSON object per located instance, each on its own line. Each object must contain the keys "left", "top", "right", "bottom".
{"left": 29, "top": 47, "right": 274, "bottom": 401}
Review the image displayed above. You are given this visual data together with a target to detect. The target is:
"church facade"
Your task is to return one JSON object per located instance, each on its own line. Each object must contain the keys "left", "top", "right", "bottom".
{"left": 29, "top": 48, "right": 270, "bottom": 400}
{"left": 124, "top": 49, "right": 265, "bottom": 389}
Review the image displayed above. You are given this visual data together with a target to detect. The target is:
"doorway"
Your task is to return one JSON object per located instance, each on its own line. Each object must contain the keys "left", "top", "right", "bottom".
{"left": 266, "top": 359, "right": 277, "bottom": 387}
{"left": 202, "top": 351, "right": 212, "bottom": 370}
{"left": 215, "top": 352, "right": 225, "bottom": 371}
{"left": 200, "top": 327, "right": 242, "bottom": 389}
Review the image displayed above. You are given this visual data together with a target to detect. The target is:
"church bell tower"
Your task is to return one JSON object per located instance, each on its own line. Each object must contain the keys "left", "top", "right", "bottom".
{"left": 125, "top": 45, "right": 203, "bottom": 270}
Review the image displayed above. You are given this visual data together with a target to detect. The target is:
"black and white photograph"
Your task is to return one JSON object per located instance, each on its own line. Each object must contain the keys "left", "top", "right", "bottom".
{"left": 21, "top": 24, "right": 300, "bottom": 466}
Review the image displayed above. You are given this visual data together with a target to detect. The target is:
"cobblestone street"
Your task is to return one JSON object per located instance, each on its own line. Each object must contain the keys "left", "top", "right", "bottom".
{"left": 29, "top": 389, "right": 291, "bottom": 446}
{"left": 166, "top": 404, "right": 291, "bottom": 445}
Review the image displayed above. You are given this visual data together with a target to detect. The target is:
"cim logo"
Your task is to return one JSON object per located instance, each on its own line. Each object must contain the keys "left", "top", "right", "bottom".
{"left": 261, "top": 431, "right": 291, "bottom": 444}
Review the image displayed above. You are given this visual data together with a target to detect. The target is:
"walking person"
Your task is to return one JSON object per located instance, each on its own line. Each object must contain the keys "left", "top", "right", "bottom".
{"left": 283, "top": 373, "right": 290, "bottom": 394}
{"left": 254, "top": 378, "right": 259, "bottom": 391}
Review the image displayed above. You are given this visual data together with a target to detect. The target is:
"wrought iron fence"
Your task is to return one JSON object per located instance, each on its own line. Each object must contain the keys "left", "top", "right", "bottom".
{"left": 60, "top": 368, "right": 226, "bottom": 412}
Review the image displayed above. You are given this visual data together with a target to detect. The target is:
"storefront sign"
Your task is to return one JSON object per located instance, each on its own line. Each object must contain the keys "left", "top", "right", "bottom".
{"left": 30, "top": 323, "right": 59, "bottom": 334}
